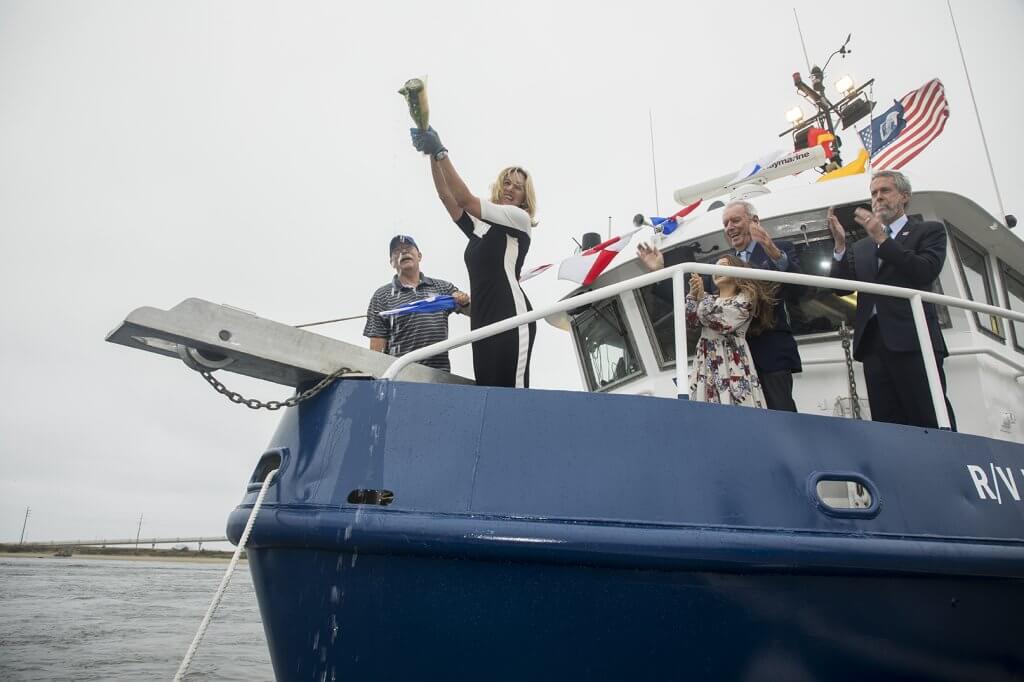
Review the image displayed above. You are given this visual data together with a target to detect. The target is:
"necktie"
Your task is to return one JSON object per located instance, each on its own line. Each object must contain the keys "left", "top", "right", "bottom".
{"left": 739, "top": 250, "right": 749, "bottom": 263}
{"left": 877, "top": 226, "right": 893, "bottom": 268}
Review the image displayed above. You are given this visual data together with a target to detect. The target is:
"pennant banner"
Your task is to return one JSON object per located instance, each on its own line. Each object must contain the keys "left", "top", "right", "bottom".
{"left": 817, "top": 148, "right": 869, "bottom": 183}
{"left": 794, "top": 127, "right": 836, "bottom": 159}
{"left": 519, "top": 263, "right": 553, "bottom": 283}
{"left": 650, "top": 199, "right": 703, "bottom": 235}
{"left": 558, "top": 228, "right": 641, "bottom": 286}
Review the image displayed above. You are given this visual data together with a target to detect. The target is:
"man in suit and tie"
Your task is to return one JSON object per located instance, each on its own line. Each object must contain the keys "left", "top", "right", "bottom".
{"left": 637, "top": 200, "right": 802, "bottom": 411}
{"left": 827, "top": 170, "right": 955, "bottom": 429}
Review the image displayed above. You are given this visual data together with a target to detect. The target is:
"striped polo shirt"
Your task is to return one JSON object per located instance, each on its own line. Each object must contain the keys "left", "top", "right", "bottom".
{"left": 363, "top": 274, "right": 459, "bottom": 371}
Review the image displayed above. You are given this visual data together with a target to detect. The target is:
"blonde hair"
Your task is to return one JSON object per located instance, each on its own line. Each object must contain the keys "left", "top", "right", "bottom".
{"left": 717, "top": 254, "right": 778, "bottom": 335}
{"left": 490, "top": 166, "right": 538, "bottom": 226}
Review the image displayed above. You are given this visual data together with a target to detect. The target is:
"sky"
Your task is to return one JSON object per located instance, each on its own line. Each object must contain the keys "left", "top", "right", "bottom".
{"left": 2, "top": 0, "right": 1022, "bottom": 546}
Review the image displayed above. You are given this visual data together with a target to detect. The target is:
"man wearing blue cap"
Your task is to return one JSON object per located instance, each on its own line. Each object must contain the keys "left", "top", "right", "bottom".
{"left": 364, "top": 235, "right": 470, "bottom": 372}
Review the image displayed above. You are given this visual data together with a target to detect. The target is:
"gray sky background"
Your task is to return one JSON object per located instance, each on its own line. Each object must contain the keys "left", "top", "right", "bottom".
{"left": 2, "top": 0, "right": 1022, "bottom": 545}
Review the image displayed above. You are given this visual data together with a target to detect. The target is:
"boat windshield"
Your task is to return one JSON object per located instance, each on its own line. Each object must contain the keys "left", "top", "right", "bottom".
{"left": 568, "top": 297, "right": 644, "bottom": 391}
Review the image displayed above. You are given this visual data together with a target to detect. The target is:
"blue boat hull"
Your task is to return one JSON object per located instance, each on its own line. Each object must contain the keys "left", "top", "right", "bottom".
{"left": 247, "top": 547, "right": 1021, "bottom": 681}
{"left": 229, "top": 379, "right": 1024, "bottom": 680}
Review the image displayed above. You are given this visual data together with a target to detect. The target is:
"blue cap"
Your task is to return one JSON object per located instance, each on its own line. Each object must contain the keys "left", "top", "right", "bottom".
{"left": 389, "top": 234, "right": 418, "bottom": 255}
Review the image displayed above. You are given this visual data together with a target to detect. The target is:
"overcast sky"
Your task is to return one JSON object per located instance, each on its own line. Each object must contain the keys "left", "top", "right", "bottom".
{"left": 2, "top": 0, "right": 1022, "bottom": 546}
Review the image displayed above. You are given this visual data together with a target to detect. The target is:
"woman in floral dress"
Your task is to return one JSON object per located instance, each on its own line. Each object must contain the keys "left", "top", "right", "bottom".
{"left": 686, "top": 255, "right": 778, "bottom": 407}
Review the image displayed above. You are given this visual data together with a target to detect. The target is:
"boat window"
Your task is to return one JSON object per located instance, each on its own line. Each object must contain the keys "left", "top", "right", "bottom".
{"left": 949, "top": 227, "right": 1004, "bottom": 340}
{"left": 569, "top": 298, "right": 644, "bottom": 391}
{"left": 634, "top": 247, "right": 704, "bottom": 367}
{"left": 782, "top": 223, "right": 858, "bottom": 338}
{"left": 999, "top": 261, "right": 1024, "bottom": 352}
{"left": 783, "top": 210, "right": 953, "bottom": 337}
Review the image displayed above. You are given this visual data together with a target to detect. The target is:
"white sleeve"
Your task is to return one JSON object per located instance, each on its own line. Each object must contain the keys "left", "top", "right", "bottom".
{"left": 480, "top": 199, "right": 532, "bottom": 238}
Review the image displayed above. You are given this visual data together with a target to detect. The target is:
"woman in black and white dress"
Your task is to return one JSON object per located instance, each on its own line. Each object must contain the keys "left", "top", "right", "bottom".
{"left": 411, "top": 126, "right": 536, "bottom": 388}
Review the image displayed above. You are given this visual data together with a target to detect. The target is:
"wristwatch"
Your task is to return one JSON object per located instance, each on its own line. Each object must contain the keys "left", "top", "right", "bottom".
{"left": 434, "top": 149, "right": 449, "bottom": 161}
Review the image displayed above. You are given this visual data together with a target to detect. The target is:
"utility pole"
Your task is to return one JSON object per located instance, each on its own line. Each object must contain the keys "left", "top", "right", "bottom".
{"left": 135, "top": 514, "right": 143, "bottom": 552}
{"left": 19, "top": 507, "right": 30, "bottom": 544}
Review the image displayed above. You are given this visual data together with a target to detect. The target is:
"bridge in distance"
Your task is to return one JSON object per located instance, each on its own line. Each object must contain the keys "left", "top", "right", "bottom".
{"left": 28, "top": 536, "right": 228, "bottom": 550}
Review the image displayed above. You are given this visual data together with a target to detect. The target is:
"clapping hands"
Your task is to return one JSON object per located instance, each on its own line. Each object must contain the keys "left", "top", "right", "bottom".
{"left": 853, "top": 206, "right": 888, "bottom": 243}
{"left": 826, "top": 207, "right": 846, "bottom": 253}
{"left": 688, "top": 273, "right": 705, "bottom": 299}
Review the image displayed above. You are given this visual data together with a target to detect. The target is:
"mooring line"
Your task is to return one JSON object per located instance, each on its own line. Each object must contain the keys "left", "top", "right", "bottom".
{"left": 173, "top": 469, "right": 277, "bottom": 681}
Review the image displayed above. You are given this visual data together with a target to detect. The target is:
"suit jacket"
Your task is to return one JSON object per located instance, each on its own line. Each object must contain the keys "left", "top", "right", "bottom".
{"left": 830, "top": 216, "right": 948, "bottom": 360}
{"left": 743, "top": 240, "right": 803, "bottom": 374}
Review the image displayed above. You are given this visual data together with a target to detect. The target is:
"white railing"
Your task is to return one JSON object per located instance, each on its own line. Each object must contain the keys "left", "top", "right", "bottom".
{"left": 803, "top": 347, "right": 1024, "bottom": 379}
{"left": 382, "top": 263, "right": 1024, "bottom": 431}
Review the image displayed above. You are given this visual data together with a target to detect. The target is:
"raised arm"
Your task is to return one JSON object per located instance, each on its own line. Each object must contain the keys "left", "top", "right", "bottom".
{"left": 435, "top": 155, "right": 481, "bottom": 219}
{"left": 827, "top": 207, "right": 856, "bottom": 295}
{"left": 430, "top": 159, "right": 462, "bottom": 221}
{"left": 412, "top": 127, "right": 482, "bottom": 219}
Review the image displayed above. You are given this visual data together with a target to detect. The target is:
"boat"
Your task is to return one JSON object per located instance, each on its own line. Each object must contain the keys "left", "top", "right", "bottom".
{"left": 106, "top": 61, "right": 1024, "bottom": 680}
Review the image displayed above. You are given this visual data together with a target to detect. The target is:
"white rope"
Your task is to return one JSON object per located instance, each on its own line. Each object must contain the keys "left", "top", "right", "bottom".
{"left": 173, "top": 469, "right": 278, "bottom": 681}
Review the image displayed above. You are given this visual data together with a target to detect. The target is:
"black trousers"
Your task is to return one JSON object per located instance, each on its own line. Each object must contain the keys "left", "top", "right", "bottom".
{"left": 759, "top": 369, "right": 798, "bottom": 412}
{"left": 861, "top": 318, "right": 956, "bottom": 430}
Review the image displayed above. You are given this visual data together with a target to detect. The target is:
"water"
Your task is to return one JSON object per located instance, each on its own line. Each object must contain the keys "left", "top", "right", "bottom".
{"left": 0, "top": 556, "right": 274, "bottom": 681}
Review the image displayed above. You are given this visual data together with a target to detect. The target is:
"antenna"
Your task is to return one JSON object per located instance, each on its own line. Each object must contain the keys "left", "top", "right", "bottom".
{"left": 792, "top": 8, "right": 812, "bottom": 73}
{"left": 947, "top": 0, "right": 1008, "bottom": 227}
{"left": 648, "top": 109, "right": 660, "bottom": 215}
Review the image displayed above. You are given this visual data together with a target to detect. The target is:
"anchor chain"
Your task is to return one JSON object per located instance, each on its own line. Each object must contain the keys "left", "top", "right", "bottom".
{"left": 198, "top": 366, "right": 355, "bottom": 410}
{"left": 838, "top": 321, "right": 862, "bottom": 420}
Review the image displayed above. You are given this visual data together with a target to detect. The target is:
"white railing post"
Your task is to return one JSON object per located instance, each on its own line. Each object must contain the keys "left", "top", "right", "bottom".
{"left": 673, "top": 270, "right": 689, "bottom": 398}
{"left": 910, "top": 293, "right": 952, "bottom": 429}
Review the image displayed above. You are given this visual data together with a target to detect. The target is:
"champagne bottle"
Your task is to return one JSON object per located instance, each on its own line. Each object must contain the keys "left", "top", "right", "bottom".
{"left": 398, "top": 78, "right": 429, "bottom": 131}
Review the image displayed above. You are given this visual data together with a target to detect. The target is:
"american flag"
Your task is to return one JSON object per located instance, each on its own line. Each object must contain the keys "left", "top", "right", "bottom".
{"left": 868, "top": 78, "right": 950, "bottom": 170}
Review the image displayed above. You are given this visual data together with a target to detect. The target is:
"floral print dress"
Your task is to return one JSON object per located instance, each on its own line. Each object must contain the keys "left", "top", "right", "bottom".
{"left": 686, "top": 293, "right": 766, "bottom": 408}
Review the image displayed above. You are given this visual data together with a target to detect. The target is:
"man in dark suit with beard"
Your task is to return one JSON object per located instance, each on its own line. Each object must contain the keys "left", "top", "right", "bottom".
{"left": 827, "top": 170, "right": 955, "bottom": 429}
{"left": 637, "top": 199, "right": 802, "bottom": 411}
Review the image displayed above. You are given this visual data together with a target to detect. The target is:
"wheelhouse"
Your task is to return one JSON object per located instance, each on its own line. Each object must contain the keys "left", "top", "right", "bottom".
{"left": 561, "top": 176, "right": 1024, "bottom": 442}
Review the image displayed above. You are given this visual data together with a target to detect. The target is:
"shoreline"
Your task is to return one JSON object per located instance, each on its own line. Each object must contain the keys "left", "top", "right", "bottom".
{"left": 0, "top": 545, "right": 241, "bottom": 563}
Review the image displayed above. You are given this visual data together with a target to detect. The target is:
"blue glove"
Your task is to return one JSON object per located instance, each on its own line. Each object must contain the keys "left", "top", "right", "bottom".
{"left": 410, "top": 126, "right": 446, "bottom": 157}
